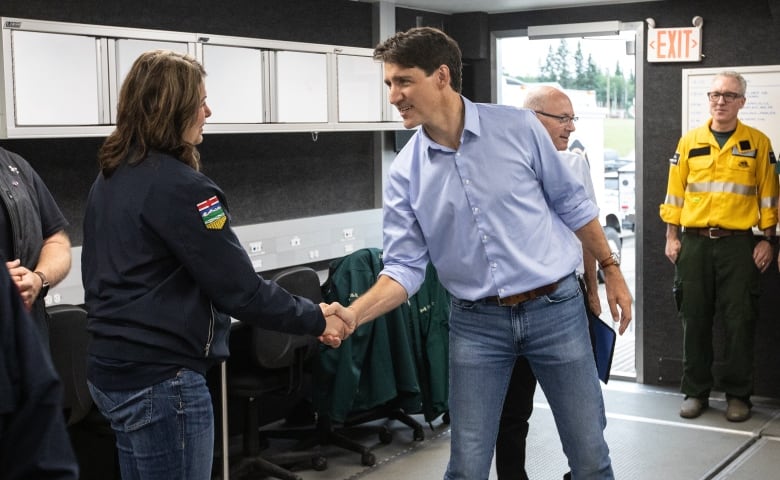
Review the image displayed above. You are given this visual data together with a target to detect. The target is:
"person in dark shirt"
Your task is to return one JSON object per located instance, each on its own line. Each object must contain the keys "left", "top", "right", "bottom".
{"left": 0, "top": 145, "right": 71, "bottom": 346}
{"left": 82, "top": 50, "right": 353, "bottom": 480}
{"left": 0, "top": 252, "right": 78, "bottom": 480}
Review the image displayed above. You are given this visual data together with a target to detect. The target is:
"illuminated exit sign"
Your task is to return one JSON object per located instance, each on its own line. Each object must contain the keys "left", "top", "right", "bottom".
{"left": 646, "top": 17, "right": 703, "bottom": 63}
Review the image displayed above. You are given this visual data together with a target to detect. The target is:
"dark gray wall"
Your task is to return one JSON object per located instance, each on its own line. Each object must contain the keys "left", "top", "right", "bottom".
{"left": 471, "top": 0, "right": 780, "bottom": 396}
{"left": 0, "top": 0, "right": 378, "bottom": 245}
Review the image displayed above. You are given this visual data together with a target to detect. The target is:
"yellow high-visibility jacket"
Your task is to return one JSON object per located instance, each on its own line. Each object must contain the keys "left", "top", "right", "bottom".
{"left": 660, "top": 119, "right": 779, "bottom": 230}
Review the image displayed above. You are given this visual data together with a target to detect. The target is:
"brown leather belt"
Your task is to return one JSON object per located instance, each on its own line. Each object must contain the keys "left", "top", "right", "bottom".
{"left": 480, "top": 280, "right": 559, "bottom": 306}
{"left": 683, "top": 227, "right": 752, "bottom": 239}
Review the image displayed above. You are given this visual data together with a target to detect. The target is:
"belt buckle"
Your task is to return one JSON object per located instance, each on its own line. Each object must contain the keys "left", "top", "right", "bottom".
{"left": 708, "top": 227, "right": 719, "bottom": 239}
{"left": 497, "top": 293, "right": 522, "bottom": 307}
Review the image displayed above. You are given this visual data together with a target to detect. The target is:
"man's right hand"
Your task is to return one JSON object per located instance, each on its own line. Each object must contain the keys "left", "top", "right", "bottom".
{"left": 665, "top": 224, "right": 681, "bottom": 264}
{"left": 603, "top": 267, "right": 633, "bottom": 335}
{"left": 665, "top": 237, "right": 681, "bottom": 264}
{"left": 318, "top": 302, "right": 357, "bottom": 347}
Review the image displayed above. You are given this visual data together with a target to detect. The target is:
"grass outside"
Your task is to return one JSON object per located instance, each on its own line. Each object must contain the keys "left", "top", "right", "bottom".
{"left": 604, "top": 118, "right": 635, "bottom": 158}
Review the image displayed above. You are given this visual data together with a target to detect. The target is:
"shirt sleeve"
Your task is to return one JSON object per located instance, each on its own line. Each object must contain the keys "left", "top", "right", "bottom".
{"left": 659, "top": 137, "right": 687, "bottom": 225}
{"left": 534, "top": 125, "right": 598, "bottom": 231}
{"left": 30, "top": 169, "right": 69, "bottom": 239}
{"left": 380, "top": 152, "right": 429, "bottom": 297}
{"left": 756, "top": 137, "right": 779, "bottom": 230}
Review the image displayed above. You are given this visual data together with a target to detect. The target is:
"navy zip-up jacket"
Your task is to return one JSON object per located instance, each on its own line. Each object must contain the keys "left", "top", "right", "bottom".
{"left": 82, "top": 152, "right": 325, "bottom": 385}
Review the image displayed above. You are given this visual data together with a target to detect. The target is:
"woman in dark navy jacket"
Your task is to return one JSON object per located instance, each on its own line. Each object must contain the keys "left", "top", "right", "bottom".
{"left": 81, "top": 50, "right": 352, "bottom": 480}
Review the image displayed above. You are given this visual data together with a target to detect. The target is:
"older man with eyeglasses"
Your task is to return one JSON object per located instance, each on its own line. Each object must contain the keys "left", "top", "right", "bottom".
{"left": 660, "top": 70, "right": 779, "bottom": 422}
{"left": 490, "top": 85, "right": 603, "bottom": 480}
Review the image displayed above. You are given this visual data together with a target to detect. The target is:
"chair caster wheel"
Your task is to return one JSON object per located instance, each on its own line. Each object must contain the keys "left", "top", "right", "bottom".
{"left": 361, "top": 452, "right": 376, "bottom": 466}
{"left": 379, "top": 427, "right": 393, "bottom": 444}
{"left": 312, "top": 456, "right": 328, "bottom": 471}
{"left": 412, "top": 427, "right": 425, "bottom": 441}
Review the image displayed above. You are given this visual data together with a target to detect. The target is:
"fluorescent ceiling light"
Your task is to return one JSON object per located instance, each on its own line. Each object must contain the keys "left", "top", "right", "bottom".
{"left": 528, "top": 21, "right": 620, "bottom": 39}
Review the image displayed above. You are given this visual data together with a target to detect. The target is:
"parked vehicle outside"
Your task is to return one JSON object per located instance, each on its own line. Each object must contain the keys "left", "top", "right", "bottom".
{"left": 604, "top": 148, "right": 631, "bottom": 172}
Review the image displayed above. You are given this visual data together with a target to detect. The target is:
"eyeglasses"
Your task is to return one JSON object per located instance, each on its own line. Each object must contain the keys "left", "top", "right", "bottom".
{"left": 535, "top": 111, "right": 578, "bottom": 125}
{"left": 707, "top": 91, "right": 743, "bottom": 103}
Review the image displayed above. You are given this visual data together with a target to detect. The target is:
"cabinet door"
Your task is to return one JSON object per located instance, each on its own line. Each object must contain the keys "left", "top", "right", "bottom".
{"left": 337, "top": 55, "right": 382, "bottom": 122}
{"left": 274, "top": 51, "right": 327, "bottom": 123}
{"left": 113, "top": 39, "right": 189, "bottom": 121}
{"left": 202, "top": 44, "right": 264, "bottom": 123}
{"left": 11, "top": 30, "right": 101, "bottom": 125}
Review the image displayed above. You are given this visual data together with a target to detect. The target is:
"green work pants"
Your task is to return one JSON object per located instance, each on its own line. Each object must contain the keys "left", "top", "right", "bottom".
{"left": 674, "top": 233, "right": 759, "bottom": 400}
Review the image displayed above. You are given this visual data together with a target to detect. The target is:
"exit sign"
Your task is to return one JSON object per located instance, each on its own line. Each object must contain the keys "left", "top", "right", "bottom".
{"left": 647, "top": 26, "right": 702, "bottom": 62}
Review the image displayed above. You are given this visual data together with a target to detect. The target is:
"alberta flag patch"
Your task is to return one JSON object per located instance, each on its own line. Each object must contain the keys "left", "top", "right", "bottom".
{"left": 197, "top": 196, "right": 227, "bottom": 230}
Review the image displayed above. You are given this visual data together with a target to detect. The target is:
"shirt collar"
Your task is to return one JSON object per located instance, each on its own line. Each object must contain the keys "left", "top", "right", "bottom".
{"left": 419, "top": 96, "right": 481, "bottom": 151}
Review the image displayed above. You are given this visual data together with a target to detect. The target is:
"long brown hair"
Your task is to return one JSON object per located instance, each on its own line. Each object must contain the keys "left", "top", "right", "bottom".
{"left": 98, "top": 50, "right": 206, "bottom": 176}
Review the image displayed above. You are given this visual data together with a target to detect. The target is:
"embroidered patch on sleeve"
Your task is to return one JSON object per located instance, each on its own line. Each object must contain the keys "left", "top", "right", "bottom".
{"left": 197, "top": 196, "right": 227, "bottom": 230}
{"left": 669, "top": 152, "right": 680, "bottom": 165}
{"left": 770, "top": 151, "right": 777, "bottom": 164}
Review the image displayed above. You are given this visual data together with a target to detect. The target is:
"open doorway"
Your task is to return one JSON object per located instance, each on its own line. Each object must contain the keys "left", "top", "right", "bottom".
{"left": 492, "top": 23, "right": 643, "bottom": 380}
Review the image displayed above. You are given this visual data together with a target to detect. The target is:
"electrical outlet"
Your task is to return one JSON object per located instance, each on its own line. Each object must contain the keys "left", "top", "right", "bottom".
{"left": 308, "top": 249, "right": 320, "bottom": 259}
{"left": 343, "top": 228, "right": 354, "bottom": 240}
{"left": 290, "top": 236, "right": 301, "bottom": 247}
{"left": 344, "top": 243, "right": 354, "bottom": 253}
{"left": 249, "top": 241, "right": 263, "bottom": 253}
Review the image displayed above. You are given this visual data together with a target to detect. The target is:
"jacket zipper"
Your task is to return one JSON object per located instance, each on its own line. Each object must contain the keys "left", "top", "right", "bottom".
{"left": 204, "top": 304, "right": 216, "bottom": 357}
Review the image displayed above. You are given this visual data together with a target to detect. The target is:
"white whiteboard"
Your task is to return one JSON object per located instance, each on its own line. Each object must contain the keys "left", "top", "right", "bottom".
{"left": 683, "top": 65, "right": 780, "bottom": 148}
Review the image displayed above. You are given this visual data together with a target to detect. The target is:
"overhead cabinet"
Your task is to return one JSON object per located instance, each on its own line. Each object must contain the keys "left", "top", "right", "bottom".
{"left": 112, "top": 38, "right": 192, "bottom": 124}
{"left": 0, "top": 17, "right": 400, "bottom": 138}
{"left": 202, "top": 44, "right": 265, "bottom": 124}
{"left": 274, "top": 51, "right": 328, "bottom": 123}
{"left": 11, "top": 30, "right": 102, "bottom": 127}
{"left": 337, "top": 54, "right": 383, "bottom": 122}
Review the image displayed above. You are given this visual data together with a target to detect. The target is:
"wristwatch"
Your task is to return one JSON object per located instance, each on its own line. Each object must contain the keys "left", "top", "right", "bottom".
{"left": 598, "top": 252, "right": 621, "bottom": 270}
{"left": 34, "top": 271, "right": 50, "bottom": 297}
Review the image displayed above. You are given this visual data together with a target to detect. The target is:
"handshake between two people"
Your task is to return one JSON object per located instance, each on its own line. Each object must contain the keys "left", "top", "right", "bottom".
{"left": 317, "top": 302, "right": 358, "bottom": 348}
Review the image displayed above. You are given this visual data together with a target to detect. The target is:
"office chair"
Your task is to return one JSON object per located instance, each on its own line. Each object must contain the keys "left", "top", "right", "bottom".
{"left": 227, "top": 266, "right": 327, "bottom": 480}
{"left": 47, "top": 303, "right": 93, "bottom": 426}
{"left": 47, "top": 304, "right": 121, "bottom": 479}
{"left": 314, "top": 248, "right": 429, "bottom": 467}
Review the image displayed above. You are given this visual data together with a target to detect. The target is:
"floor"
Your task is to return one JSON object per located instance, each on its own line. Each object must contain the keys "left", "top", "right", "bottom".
{"left": 250, "top": 380, "right": 780, "bottom": 480}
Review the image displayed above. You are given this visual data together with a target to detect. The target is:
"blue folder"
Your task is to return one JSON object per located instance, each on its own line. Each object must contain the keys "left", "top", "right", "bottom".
{"left": 587, "top": 309, "right": 617, "bottom": 384}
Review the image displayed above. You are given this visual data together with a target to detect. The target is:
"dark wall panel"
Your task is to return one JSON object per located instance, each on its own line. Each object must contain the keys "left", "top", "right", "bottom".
{"left": 0, "top": 131, "right": 376, "bottom": 246}
{"left": 0, "top": 0, "right": 377, "bottom": 245}
{"left": 199, "top": 132, "right": 376, "bottom": 225}
{"left": 480, "top": 0, "right": 780, "bottom": 396}
{"left": 1, "top": 0, "right": 373, "bottom": 47}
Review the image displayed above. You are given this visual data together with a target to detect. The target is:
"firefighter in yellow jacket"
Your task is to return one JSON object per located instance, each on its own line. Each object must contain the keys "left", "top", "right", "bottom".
{"left": 660, "top": 70, "right": 779, "bottom": 422}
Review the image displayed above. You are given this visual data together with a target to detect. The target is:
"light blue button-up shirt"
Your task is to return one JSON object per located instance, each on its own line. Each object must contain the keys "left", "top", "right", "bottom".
{"left": 380, "top": 97, "right": 598, "bottom": 301}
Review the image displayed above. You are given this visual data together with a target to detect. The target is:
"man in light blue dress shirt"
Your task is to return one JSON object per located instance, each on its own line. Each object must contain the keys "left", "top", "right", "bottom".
{"left": 326, "top": 27, "right": 632, "bottom": 479}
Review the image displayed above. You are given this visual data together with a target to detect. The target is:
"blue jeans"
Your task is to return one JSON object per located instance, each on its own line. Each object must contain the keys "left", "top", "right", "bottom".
{"left": 445, "top": 273, "right": 612, "bottom": 480}
{"left": 88, "top": 369, "right": 214, "bottom": 480}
